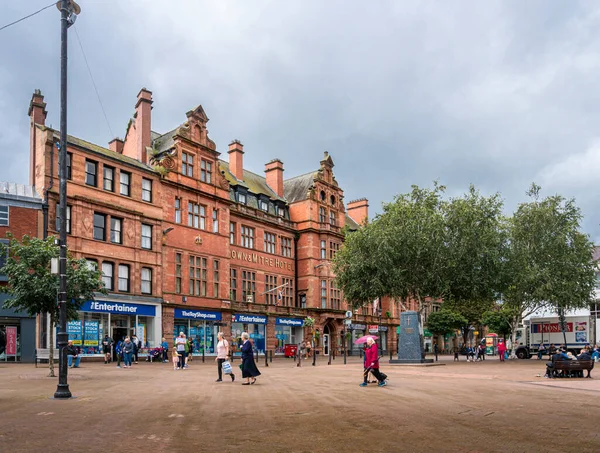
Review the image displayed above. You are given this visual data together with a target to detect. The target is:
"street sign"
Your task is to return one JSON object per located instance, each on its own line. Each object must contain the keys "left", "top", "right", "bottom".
{"left": 345, "top": 310, "right": 353, "bottom": 319}
{"left": 368, "top": 325, "right": 379, "bottom": 333}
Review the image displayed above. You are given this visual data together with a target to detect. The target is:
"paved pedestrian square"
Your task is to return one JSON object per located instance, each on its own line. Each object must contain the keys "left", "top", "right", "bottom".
{"left": 1, "top": 356, "right": 599, "bottom": 452}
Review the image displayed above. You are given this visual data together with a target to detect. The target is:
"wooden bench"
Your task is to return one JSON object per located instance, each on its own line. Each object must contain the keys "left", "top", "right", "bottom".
{"left": 551, "top": 360, "right": 594, "bottom": 378}
{"left": 34, "top": 348, "right": 59, "bottom": 367}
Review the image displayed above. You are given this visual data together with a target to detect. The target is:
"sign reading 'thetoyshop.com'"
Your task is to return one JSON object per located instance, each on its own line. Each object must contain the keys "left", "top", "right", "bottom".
{"left": 174, "top": 309, "right": 222, "bottom": 321}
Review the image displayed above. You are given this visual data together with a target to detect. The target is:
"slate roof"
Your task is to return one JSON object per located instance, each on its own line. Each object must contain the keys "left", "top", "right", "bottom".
{"left": 283, "top": 172, "right": 317, "bottom": 204}
{"left": 152, "top": 128, "right": 178, "bottom": 153}
{"left": 344, "top": 214, "right": 360, "bottom": 231}
{"left": 218, "top": 160, "right": 285, "bottom": 202}
{"left": 39, "top": 125, "right": 154, "bottom": 172}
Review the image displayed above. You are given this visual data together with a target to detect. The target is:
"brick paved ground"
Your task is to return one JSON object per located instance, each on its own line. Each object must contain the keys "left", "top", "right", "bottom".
{"left": 1, "top": 354, "right": 599, "bottom": 453}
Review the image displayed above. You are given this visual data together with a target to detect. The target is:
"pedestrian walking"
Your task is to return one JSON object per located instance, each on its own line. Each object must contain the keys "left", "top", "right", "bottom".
{"left": 360, "top": 337, "right": 387, "bottom": 387}
{"left": 175, "top": 332, "right": 187, "bottom": 370}
{"left": 102, "top": 334, "right": 113, "bottom": 364}
{"left": 240, "top": 332, "right": 261, "bottom": 385}
{"left": 215, "top": 332, "right": 235, "bottom": 383}
{"left": 122, "top": 337, "right": 134, "bottom": 368}
{"left": 131, "top": 334, "right": 140, "bottom": 364}
{"left": 498, "top": 339, "right": 507, "bottom": 362}
{"left": 115, "top": 338, "right": 123, "bottom": 368}
{"left": 161, "top": 337, "right": 169, "bottom": 363}
{"left": 453, "top": 345, "right": 459, "bottom": 362}
{"left": 187, "top": 337, "right": 194, "bottom": 363}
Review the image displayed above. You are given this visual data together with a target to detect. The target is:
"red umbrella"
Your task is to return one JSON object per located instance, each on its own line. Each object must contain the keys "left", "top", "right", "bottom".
{"left": 354, "top": 335, "right": 378, "bottom": 345}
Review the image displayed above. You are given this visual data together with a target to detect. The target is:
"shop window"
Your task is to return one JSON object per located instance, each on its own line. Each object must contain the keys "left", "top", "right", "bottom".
{"left": 230, "top": 222, "right": 236, "bottom": 245}
{"left": 230, "top": 268, "right": 237, "bottom": 301}
{"left": 319, "top": 207, "right": 326, "bottom": 223}
{"left": 142, "top": 178, "right": 152, "bottom": 202}
{"left": 110, "top": 217, "right": 122, "bottom": 244}
{"left": 141, "top": 267, "right": 152, "bottom": 294}
{"left": 320, "top": 240, "right": 326, "bottom": 259}
{"left": 175, "top": 198, "right": 181, "bottom": 224}
{"left": 182, "top": 152, "right": 194, "bottom": 177}
{"left": 118, "top": 264, "right": 130, "bottom": 292}
{"left": 189, "top": 256, "right": 207, "bottom": 296}
{"left": 102, "top": 262, "right": 114, "bottom": 290}
{"left": 265, "top": 274, "right": 277, "bottom": 305}
{"left": 321, "top": 280, "right": 327, "bottom": 308}
{"left": 85, "top": 160, "right": 97, "bottom": 187}
{"left": 242, "top": 270, "right": 256, "bottom": 303}
{"left": 241, "top": 226, "right": 254, "bottom": 249}
{"left": 103, "top": 165, "right": 114, "bottom": 192}
{"left": 56, "top": 204, "right": 71, "bottom": 234}
{"left": 120, "top": 171, "right": 131, "bottom": 196}
{"left": 0, "top": 206, "right": 7, "bottom": 226}
{"left": 93, "top": 213, "right": 106, "bottom": 241}
{"left": 141, "top": 224, "right": 152, "bottom": 250}
{"left": 201, "top": 159, "right": 212, "bottom": 184}
{"left": 213, "top": 259, "right": 219, "bottom": 298}
{"left": 175, "top": 253, "right": 182, "bottom": 294}
{"left": 212, "top": 209, "right": 219, "bottom": 233}
{"left": 281, "top": 237, "right": 292, "bottom": 258}
{"left": 264, "top": 232, "right": 276, "bottom": 254}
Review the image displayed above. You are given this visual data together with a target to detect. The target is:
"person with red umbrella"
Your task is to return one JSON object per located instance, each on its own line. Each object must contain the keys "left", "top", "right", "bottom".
{"left": 360, "top": 337, "right": 387, "bottom": 387}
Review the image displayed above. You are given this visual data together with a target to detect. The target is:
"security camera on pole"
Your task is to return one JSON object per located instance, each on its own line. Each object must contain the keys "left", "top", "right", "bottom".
{"left": 54, "top": 0, "right": 80, "bottom": 400}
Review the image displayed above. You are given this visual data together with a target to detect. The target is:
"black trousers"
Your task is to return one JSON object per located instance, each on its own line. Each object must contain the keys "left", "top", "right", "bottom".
{"left": 162, "top": 349, "right": 168, "bottom": 362}
{"left": 364, "top": 368, "right": 385, "bottom": 384}
{"left": 178, "top": 351, "right": 187, "bottom": 369}
{"left": 217, "top": 358, "right": 234, "bottom": 380}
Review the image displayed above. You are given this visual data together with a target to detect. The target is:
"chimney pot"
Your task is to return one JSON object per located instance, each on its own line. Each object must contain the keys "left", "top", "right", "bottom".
{"left": 109, "top": 138, "right": 125, "bottom": 154}
{"left": 228, "top": 140, "right": 244, "bottom": 181}
{"left": 265, "top": 159, "right": 284, "bottom": 198}
{"left": 347, "top": 198, "right": 369, "bottom": 225}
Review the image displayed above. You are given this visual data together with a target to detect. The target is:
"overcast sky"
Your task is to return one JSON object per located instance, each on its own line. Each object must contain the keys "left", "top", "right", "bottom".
{"left": 2, "top": 1, "right": 600, "bottom": 240}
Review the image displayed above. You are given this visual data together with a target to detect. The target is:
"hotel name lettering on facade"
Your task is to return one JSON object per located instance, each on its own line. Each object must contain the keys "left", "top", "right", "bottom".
{"left": 230, "top": 250, "right": 293, "bottom": 271}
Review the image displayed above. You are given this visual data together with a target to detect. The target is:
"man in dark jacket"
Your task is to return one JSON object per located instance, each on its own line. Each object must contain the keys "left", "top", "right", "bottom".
{"left": 545, "top": 348, "right": 567, "bottom": 378}
{"left": 66, "top": 340, "right": 81, "bottom": 368}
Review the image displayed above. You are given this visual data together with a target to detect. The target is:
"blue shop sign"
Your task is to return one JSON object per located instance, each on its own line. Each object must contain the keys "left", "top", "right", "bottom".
{"left": 174, "top": 308, "right": 222, "bottom": 321}
{"left": 276, "top": 317, "right": 304, "bottom": 327}
{"left": 81, "top": 300, "right": 156, "bottom": 317}
{"left": 232, "top": 314, "right": 267, "bottom": 324}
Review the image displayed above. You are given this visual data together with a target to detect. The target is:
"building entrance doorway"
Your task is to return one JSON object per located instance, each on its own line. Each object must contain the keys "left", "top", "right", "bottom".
{"left": 323, "top": 325, "right": 331, "bottom": 355}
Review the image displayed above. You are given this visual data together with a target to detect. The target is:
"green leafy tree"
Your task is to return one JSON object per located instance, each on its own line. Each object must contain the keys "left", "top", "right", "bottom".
{"left": 503, "top": 184, "right": 596, "bottom": 354}
{"left": 426, "top": 309, "right": 467, "bottom": 336}
{"left": 482, "top": 307, "right": 515, "bottom": 340}
{"left": 445, "top": 299, "right": 495, "bottom": 345}
{"left": 0, "top": 235, "right": 106, "bottom": 377}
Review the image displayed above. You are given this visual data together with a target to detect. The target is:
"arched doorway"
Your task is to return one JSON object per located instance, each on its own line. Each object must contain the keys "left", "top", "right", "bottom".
{"left": 322, "top": 322, "right": 337, "bottom": 356}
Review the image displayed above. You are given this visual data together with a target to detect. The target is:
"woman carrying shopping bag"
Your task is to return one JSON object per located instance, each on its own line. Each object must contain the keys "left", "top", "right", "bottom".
{"left": 215, "top": 332, "right": 235, "bottom": 383}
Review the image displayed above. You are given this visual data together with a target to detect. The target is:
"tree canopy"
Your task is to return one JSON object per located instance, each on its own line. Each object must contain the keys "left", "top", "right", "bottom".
{"left": 0, "top": 234, "right": 106, "bottom": 375}
{"left": 426, "top": 309, "right": 468, "bottom": 336}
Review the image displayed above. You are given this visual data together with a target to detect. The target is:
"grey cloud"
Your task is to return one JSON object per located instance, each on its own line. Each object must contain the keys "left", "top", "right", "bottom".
{"left": 2, "top": 1, "right": 600, "bottom": 240}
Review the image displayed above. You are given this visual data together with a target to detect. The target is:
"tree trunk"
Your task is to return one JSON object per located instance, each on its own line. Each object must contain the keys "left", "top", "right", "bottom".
{"left": 509, "top": 317, "right": 520, "bottom": 359}
{"left": 48, "top": 313, "right": 55, "bottom": 378}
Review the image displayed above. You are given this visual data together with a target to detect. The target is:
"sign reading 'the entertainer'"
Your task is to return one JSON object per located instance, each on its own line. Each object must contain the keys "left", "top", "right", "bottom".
{"left": 81, "top": 301, "right": 156, "bottom": 317}
{"left": 174, "top": 309, "right": 222, "bottom": 321}
{"left": 232, "top": 314, "right": 267, "bottom": 324}
{"left": 276, "top": 317, "right": 304, "bottom": 327}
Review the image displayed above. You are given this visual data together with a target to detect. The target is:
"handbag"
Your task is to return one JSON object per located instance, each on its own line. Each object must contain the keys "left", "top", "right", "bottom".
{"left": 222, "top": 360, "right": 232, "bottom": 375}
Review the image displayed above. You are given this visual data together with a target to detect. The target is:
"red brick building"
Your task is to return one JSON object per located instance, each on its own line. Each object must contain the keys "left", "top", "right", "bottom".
{"left": 28, "top": 88, "right": 398, "bottom": 357}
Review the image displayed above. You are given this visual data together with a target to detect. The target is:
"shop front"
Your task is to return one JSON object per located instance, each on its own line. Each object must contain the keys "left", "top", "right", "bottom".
{"left": 348, "top": 323, "right": 366, "bottom": 354}
{"left": 232, "top": 313, "right": 267, "bottom": 354}
{"left": 173, "top": 308, "right": 222, "bottom": 356}
{"left": 0, "top": 299, "right": 36, "bottom": 362}
{"left": 275, "top": 317, "right": 304, "bottom": 355}
{"left": 61, "top": 299, "right": 161, "bottom": 357}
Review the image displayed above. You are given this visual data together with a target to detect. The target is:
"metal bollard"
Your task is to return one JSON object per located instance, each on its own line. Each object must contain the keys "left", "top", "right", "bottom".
{"left": 270, "top": 350, "right": 273, "bottom": 363}
{"left": 202, "top": 349, "right": 205, "bottom": 363}
{"left": 328, "top": 350, "right": 332, "bottom": 365}
{"left": 265, "top": 349, "right": 268, "bottom": 367}
{"left": 297, "top": 343, "right": 301, "bottom": 367}
{"left": 312, "top": 349, "right": 316, "bottom": 366}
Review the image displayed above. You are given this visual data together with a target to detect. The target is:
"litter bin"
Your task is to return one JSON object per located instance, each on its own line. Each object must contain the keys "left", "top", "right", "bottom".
{"left": 284, "top": 344, "right": 298, "bottom": 358}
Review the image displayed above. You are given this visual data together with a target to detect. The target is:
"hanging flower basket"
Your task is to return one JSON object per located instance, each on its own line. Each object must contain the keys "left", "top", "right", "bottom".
{"left": 304, "top": 317, "right": 315, "bottom": 328}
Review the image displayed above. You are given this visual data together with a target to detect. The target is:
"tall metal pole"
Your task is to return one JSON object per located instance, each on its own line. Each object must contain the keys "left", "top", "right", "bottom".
{"left": 54, "top": 0, "right": 71, "bottom": 399}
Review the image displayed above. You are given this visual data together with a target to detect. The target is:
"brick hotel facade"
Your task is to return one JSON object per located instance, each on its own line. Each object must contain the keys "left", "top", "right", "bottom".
{"left": 27, "top": 88, "right": 400, "bottom": 358}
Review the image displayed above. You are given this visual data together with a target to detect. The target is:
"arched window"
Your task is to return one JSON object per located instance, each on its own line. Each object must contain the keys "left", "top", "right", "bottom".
{"left": 330, "top": 195, "right": 336, "bottom": 205}
{"left": 320, "top": 190, "right": 326, "bottom": 201}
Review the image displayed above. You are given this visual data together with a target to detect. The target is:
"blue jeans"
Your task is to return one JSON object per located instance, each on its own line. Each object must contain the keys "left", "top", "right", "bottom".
{"left": 592, "top": 352, "right": 599, "bottom": 361}
{"left": 68, "top": 355, "right": 81, "bottom": 367}
{"left": 123, "top": 352, "right": 133, "bottom": 367}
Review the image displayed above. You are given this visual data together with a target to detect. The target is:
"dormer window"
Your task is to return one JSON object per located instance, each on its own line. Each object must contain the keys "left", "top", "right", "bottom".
{"left": 237, "top": 191, "right": 247, "bottom": 205}
{"left": 259, "top": 200, "right": 268, "bottom": 212}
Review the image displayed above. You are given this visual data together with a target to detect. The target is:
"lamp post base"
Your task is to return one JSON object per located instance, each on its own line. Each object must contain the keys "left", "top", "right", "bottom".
{"left": 53, "top": 384, "right": 72, "bottom": 399}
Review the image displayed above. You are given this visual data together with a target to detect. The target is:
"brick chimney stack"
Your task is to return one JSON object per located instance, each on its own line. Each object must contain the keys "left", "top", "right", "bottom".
{"left": 109, "top": 138, "right": 124, "bottom": 154}
{"left": 28, "top": 89, "right": 47, "bottom": 186}
{"left": 347, "top": 198, "right": 369, "bottom": 225}
{"left": 123, "top": 87, "right": 153, "bottom": 163}
{"left": 228, "top": 140, "right": 244, "bottom": 181}
{"left": 265, "top": 159, "right": 284, "bottom": 198}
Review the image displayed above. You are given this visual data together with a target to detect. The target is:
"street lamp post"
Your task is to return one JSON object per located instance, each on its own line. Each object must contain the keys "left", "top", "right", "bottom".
{"left": 54, "top": 0, "right": 80, "bottom": 399}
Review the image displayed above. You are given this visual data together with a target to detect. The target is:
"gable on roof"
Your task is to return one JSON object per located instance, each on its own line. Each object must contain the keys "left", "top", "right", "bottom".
{"left": 283, "top": 172, "right": 317, "bottom": 204}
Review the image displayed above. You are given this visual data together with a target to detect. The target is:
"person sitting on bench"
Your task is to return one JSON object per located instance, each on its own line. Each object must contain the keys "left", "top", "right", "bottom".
{"left": 66, "top": 340, "right": 81, "bottom": 368}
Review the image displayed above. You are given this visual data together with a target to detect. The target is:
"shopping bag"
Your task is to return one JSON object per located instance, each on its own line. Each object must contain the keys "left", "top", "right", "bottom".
{"left": 504, "top": 351, "right": 509, "bottom": 360}
{"left": 222, "top": 360, "right": 232, "bottom": 375}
